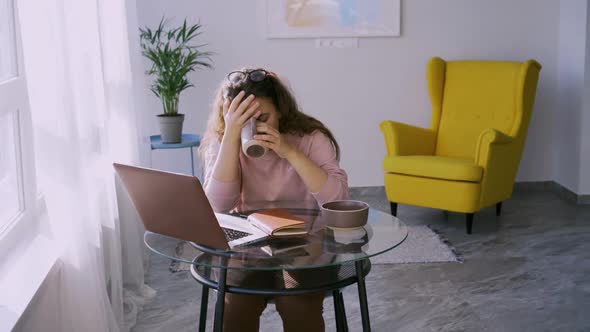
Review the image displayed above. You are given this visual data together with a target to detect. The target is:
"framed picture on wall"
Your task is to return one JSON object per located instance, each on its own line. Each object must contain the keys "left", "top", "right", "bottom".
{"left": 266, "top": 0, "right": 401, "bottom": 38}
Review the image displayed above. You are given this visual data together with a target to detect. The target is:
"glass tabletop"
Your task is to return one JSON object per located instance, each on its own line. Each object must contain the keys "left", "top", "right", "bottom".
{"left": 144, "top": 202, "right": 408, "bottom": 271}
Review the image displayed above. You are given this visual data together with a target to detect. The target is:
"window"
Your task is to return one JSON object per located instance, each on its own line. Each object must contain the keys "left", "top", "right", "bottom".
{"left": 0, "top": 0, "right": 36, "bottom": 237}
{"left": 0, "top": 0, "right": 17, "bottom": 82}
{"left": 0, "top": 112, "right": 20, "bottom": 226}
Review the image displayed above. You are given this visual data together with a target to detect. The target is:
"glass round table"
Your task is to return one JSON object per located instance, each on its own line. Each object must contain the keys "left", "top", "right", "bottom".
{"left": 144, "top": 202, "right": 408, "bottom": 332}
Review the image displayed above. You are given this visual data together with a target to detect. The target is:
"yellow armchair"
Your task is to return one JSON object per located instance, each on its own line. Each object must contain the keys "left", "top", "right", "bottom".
{"left": 380, "top": 57, "right": 541, "bottom": 234}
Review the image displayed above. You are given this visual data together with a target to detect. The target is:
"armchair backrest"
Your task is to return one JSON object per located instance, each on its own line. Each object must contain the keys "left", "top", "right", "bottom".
{"left": 427, "top": 58, "right": 541, "bottom": 160}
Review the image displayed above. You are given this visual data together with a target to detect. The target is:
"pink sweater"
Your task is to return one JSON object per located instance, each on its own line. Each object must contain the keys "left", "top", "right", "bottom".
{"left": 203, "top": 130, "right": 349, "bottom": 212}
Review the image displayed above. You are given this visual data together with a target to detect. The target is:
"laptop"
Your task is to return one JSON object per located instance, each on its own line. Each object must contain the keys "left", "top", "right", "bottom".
{"left": 113, "top": 163, "right": 268, "bottom": 251}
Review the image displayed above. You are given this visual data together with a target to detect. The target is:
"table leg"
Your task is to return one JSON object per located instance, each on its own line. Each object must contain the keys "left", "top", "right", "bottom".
{"left": 190, "top": 147, "right": 195, "bottom": 177}
{"left": 338, "top": 290, "right": 349, "bottom": 331}
{"left": 333, "top": 289, "right": 348, "bottom": 332}
{"left": 355, "top": 260, "right": 371, "bottom": 331}
{"left": 199, "top": 285, "right": 209, "bottom": 332}
{"left": 333, "top": 290, "right": 343, "bottom": 331}
{"left": 213, "top": 266, "right": 227, "bottom": 332}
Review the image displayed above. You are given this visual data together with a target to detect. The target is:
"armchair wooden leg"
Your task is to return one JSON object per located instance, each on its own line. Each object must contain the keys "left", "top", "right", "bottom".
{"left": 496, "top": 202, "right": 502, "bottom": 216}
{"left": 466, "top": 213, "right": 474, "bottom": 234}
{"left": 390, "top": 202, "right": 398, "bottom": 217}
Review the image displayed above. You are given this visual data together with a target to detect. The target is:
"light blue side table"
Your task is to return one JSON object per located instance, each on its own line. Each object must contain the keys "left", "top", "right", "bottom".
{"left": 150, "top": 134, "right": 201, "bottom": 177}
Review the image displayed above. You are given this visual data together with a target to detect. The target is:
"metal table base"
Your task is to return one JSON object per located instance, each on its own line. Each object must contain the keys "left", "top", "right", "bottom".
{"left": 190, "top": 257, "right": 372, "bottom": 332}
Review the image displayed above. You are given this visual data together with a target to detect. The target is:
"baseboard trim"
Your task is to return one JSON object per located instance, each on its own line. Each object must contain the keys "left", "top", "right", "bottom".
{"left": 548, "top": 181, "right": 590, "bottom": 205}
{"left": 351, "top": 181, "right": 590, "bottom": 205}
{"left": 512, "top": 181, "right": 554, "bottom": 192}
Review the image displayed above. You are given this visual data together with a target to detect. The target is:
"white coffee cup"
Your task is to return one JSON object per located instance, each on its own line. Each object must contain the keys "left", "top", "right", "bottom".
{"left": 241, "top": 117, "right": 268, "bottom": 158}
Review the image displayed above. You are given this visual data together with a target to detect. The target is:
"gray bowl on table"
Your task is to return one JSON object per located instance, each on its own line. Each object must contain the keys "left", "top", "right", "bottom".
{"left": 320, "top": 200, "right": 370, "bottom": 229}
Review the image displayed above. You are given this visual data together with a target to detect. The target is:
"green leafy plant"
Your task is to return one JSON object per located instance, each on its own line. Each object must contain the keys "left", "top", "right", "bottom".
{"left": 140, "top": 18, "right": 213, "bottom": 116}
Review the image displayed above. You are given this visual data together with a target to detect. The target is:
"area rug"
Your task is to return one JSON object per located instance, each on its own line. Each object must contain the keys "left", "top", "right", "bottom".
{"left": 169, "top": 225, "right": 462, "bottom": 272}
{"left": 369, "top": 225, "right": 462, "bottom": 265}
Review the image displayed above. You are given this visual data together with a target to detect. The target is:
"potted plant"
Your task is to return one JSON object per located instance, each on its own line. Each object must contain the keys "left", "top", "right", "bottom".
{"left": 140, "top": 18, "right": 212, "bottom": 143}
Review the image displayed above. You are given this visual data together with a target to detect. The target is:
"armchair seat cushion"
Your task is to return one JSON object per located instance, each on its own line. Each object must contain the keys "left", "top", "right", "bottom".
{"left": 383, "top": 155, "right": 483, "bottom": 182}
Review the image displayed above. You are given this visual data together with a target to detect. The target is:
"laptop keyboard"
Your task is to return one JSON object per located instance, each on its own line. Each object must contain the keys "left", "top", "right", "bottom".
{"left": 221, "top": 227, "right": 251, "bottom": 242}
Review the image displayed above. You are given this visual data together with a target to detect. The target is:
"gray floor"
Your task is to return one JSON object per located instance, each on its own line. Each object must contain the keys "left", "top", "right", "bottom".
{"left": 131, "top": 187, "right": 590, "bottom": 332}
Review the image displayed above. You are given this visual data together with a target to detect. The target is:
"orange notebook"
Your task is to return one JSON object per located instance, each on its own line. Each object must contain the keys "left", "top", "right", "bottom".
{"left": 247, "top": 208, "right": 307, "bottom": 237}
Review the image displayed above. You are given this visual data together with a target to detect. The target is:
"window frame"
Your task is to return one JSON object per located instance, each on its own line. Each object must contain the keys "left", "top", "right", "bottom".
{"left": 0, "top": 0, "right": 39, "bottom": 254}
{"left": 0, "top": 2, "right": 60, "bottom": 330}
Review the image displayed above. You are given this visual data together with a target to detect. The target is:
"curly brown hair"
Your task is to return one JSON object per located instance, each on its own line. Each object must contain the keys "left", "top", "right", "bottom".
{"left": 200, "top": 67, "right": 340, "bottom": 159}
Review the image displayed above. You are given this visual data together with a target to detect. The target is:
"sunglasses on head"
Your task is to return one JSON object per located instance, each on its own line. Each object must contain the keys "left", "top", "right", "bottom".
{"left": 227, "top": 69, "right": 270, "bottom": 84}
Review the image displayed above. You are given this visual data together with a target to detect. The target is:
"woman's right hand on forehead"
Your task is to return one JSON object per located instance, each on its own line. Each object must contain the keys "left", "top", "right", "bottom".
{"left": 223, "top": 90, "right": 261, "bottom": 141}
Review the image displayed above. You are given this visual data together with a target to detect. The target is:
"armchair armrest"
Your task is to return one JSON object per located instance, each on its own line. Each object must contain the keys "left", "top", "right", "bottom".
{"left": 475, "top": 129, "right": 525, "bottom": 208}
{"left": 379, "top": 120, "right": 436, "bottom": 156}
{"left": 474, "top": 128, "right": 514, "bottom": 167}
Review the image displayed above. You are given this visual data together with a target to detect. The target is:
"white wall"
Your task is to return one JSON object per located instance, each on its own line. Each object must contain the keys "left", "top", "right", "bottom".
{"left": 555, "top": 0, "right": 587, "bottom": 194}
{"left": 13, "top": 264, "right": 61, "bottom": 332}
{"left": 580, "top": 3, "right": 590, "bottom": 195}
{"left": 137, "top": 0, "right": 560, "bottom": 187}
{"left": 555, "top": 0, "right": 590, "bottom": 195}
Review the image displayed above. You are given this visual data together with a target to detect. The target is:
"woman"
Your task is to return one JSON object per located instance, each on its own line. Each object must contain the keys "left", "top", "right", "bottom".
{"left": 200, "top": 67, "right": 349, "bottom": 331}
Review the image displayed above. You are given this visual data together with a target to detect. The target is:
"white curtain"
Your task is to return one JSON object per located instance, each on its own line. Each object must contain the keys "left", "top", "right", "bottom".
{"left": 17, "top": 0, "right": 153, "bottom": 330}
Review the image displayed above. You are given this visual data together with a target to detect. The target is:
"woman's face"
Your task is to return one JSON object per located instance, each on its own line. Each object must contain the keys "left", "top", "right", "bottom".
{"left": 255, "top": 97, "right": 280, "bottom": 130}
